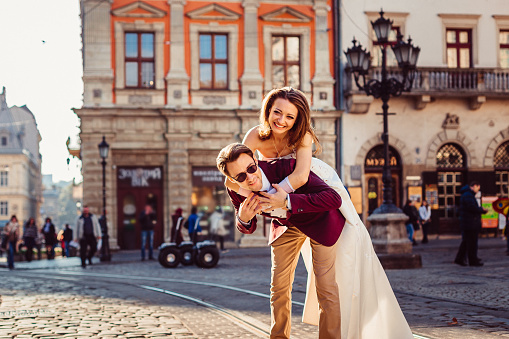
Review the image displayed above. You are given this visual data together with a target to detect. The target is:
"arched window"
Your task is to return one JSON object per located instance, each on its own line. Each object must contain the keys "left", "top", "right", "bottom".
{"left": 364, "top": 145, "right": 401, "bottom": 169}
{"left": 436, "top": 143, "right": 465, "bottom": 169}
{"left": 494, "top": 140, "right": 509, "bottom": 197}
{"left": 436, "top": 143, "right": 466, "bottom": 219}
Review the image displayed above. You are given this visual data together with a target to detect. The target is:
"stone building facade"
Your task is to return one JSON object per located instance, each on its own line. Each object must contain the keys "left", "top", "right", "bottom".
{"left": 340, "top": 0, "right": 509, "bottom": 233}
{"left": 76, "top": 0, "right": 340, "bottom": 249}
{"left": 0, "top": 88, "right": 42, "bottom": 229}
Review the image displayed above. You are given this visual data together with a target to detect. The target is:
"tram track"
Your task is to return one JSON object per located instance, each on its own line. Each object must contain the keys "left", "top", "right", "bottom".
{"left": 10, "top": 269, "right": 432, "bottom": 339}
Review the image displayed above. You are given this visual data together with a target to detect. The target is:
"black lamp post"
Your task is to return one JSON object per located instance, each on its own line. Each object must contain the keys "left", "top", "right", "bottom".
{"left": 98, "top": 136, "right": 111, "bottom": 261}
{"left": 345, "top": 10, "right": 420, "bottom": 214}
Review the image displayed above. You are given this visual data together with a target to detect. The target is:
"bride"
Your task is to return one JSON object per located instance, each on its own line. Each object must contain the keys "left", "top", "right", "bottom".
{"left": 227, "top": 87, "right": 413, "bottom": 338}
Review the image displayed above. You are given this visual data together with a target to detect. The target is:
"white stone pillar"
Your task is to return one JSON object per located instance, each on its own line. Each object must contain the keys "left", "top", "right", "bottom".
{"left": 311, "top": 0, "right": 335, "bottom": 110}
{"left": 81, "top": 0, "right": 114, "bottom": 107}
{"left": 240, "top": 0, "right": 264, "bottom": 109}
{"left": 166, "top": 0, "right": 190, "bottom": 108}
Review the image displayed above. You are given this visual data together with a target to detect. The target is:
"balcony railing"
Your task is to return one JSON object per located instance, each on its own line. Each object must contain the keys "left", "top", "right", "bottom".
{"left": 347, "top": 67, "right": 509, "bottom": 94}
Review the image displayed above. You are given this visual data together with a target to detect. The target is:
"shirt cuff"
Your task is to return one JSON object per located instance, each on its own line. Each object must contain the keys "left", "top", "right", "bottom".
{"left": 237, "top": 215, "right": 252, "bottom": 229}
{"left": 286, "top": 194, "right": 292, "bottom": 211}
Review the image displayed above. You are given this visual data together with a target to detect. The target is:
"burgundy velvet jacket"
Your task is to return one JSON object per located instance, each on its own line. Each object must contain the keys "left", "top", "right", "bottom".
{"left": 227, "top": 159, "right": 345, "bottom": 246}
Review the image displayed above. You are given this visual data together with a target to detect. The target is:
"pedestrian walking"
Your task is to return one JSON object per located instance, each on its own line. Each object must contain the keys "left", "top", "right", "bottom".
{"left": 209, "top": 207, "right": 228, "bottom": 251}
{"left": 170, "top": 208, "right": 184, "bottom": 245}
{"left": 42, "top": 217, "right": 57, "bottom": 259}
{"left": 63, "top": 224, "right": 73, "bottom": 257}
{"left": 403, "top": 199, "right": 419, "bottom": 246}
{"left": 23, "top": 217, "right": 38, "bottom": 262}
{"left": 35, "top": 230, "right": 43, "bottom": 260}
{"left": 454, "top": 181, "right": 488, "bottom": 267}
{"left": 2, "top": 215, "right": 20, "bottom": 269}
{"left": 75, "top": 206, "right": 102, "bottom": 268}
{"left": 419, "top": 200, "right": 432, "bottom": 244}
{"left": 139, "top": 204, "right": 157, "bottom": 261}
{"left": 187, "top": 206, "right": 202, "bottom": 244}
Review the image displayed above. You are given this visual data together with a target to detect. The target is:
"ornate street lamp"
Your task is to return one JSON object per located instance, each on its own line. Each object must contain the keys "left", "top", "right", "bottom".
{"left": 345, "top": 10, "right": 420, "bottom": 214}
{"left": 98, "top": 136, "right": 111, "bottom": 261}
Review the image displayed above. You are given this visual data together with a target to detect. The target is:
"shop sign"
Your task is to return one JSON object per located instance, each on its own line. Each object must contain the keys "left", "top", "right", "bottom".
{"left": 117, "top": 167, "right": 162, "bottom": 188}
{"left": 481, "top": 196, "right": 499, "bottom": 228}
{"left": 365, "top": 156, "right": 398, "bottom": 167}
{"left": 425, "top": 184, "right": 439, "bottom": 209}
{"left": 192, "top": 167, "right": 225, "bottom": 187}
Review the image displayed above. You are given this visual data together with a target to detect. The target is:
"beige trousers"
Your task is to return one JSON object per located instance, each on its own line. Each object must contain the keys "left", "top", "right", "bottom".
{"left": 270, "top": 227, "right": 341, "bottom": 339}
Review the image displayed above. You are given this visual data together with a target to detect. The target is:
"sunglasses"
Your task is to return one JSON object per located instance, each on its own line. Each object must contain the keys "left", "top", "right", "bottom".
{"left": 232, "top": 163, "right": 258, "bottom": 183}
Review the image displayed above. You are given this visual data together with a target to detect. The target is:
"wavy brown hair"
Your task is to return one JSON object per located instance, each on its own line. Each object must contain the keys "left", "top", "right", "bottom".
{"left": 258, "top": 87, "right": 321, "bottom": 154}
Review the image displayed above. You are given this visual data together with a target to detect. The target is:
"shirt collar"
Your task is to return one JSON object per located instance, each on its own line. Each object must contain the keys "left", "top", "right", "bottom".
{"left": 259, "top": 167, "right": 271, "bottom": 192}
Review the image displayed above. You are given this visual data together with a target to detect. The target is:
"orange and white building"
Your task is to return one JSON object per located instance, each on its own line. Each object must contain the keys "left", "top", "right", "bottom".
{"left": 76, "top": 0, "right": 340, "bottom": 249}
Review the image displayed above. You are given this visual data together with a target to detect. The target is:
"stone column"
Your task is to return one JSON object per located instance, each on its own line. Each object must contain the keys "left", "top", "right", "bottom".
{"left": 311, "top": 0, "right": 334, "bottom": 110}
{"left": 166, "top": 0, "right": 190, "bottom": 108}
{"left": 81, "top": 0, "right": 114, "bottom": 107}
{"left": 240, "top": 0, "right": 264, "bottom": 109}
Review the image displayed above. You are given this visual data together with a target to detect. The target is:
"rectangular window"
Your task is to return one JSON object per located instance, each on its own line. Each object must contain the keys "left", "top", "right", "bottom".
{"left": 446, "top": 29, "right": 472, "bottom": 68}
{"left": 1, "top": 137, "right": 6, "bottom": 146}
{"left": 199, "top": 33, "right": 228, "bottom": 89}
{"left": 0, "top": 201, "right": 7, "bottom": 216}
{"left": 371, "top": 27, "right": 400, "bottom": 67}
{"left": 125, "top": 32, "right": 155, "bottom": 88}
{"left": 500, "top": 30, "right": 509, "bottom": 68}
{"left": 0, "top": 171, "right": 7, "bottom": 186}
{"left": 272, "top": 36, "right": 300, "bottom": 89}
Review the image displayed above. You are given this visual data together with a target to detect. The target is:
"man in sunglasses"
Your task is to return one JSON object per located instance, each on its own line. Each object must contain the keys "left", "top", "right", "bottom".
{"left": 216, "top": 143, "right": 345, "bottom": 339}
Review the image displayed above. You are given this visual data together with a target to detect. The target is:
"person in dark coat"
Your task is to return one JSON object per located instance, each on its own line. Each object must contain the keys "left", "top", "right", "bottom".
{"left": 42, "top": 217, "right": 57, "bottom": 259}
{"left": 139, "top": 204, "right": 157, "bottom": 260}
{"left": 454, "top": 181, "right": 488, "bottom": 267}
{"left": 23, "top": 217, "right": 38, "bottom": 262}
{"left": 63, "top": 224, "right": 73, "bottom": 257}
{"left": 170, "top": 208, "right": 184, "bottom": 245}
{"left": 403, "top": 200, "right": 419, "bottom": 246}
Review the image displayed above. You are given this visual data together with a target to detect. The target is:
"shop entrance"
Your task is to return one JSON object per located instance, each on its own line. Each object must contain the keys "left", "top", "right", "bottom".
{"left": 364, "top": 145, "right": 402, "bottom": 215}
{"left": 116, "top": 166, "right": 164, "bottom": 250}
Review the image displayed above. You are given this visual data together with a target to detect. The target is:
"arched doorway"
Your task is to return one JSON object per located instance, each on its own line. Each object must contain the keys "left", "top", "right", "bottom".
{"left": 495, "top": 140, "right": 509, "bottom": 198}
{"left": 436, "top": 143, "right": 466, "bottom": 233}
{"left": 364, "top": 145, "right": 402, "bottom": 215}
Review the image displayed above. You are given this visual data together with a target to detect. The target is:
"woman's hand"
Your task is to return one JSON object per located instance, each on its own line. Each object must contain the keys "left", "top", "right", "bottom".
{"left": 258, "top": 184, "right": 288, "bottom": 211}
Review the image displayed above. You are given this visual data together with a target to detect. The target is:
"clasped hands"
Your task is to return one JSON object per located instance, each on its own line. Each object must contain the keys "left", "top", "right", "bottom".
{"left": 238, "top": 184, "right": 287, "bottom": 223}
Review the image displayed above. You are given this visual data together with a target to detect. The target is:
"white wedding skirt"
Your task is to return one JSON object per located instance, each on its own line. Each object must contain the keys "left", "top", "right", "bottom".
{"left": 299, "top": 157, "right": 413, "bottom": 339}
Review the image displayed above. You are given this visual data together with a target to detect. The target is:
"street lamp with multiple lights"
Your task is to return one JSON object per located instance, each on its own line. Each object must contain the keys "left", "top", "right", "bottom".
{"left": 344, "top": 10, "right": 420, "bottom": 214}
{"left": 98, "top": 136, "right": 111, "bottom": 261}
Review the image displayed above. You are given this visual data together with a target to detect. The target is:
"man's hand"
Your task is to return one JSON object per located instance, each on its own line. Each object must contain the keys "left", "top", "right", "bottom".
{"left": 258, "top": 184, "right": 287, "bottom": 212}
{"left": 238, "top": 193, "right": 263, "bottom": 223}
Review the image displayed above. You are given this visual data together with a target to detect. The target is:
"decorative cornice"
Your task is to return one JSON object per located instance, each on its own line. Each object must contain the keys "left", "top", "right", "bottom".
{"left": 260, "top": 6, "right": 312, "bottom": 23}
{"left": 186, "top": 4, "right": 241, "bottom": 21}
{"left": 112, "top": 2, "right": 166, "bottom": 18}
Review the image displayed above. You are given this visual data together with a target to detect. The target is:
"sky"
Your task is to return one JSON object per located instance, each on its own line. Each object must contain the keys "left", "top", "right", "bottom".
{"left": 0, "top": 0, "right": 83, "bottom": 183}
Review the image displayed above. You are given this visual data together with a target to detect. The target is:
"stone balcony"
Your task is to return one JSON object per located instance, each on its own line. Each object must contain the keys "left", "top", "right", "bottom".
{"left": 346, "top": 67, "right": 509, "bottom": 113}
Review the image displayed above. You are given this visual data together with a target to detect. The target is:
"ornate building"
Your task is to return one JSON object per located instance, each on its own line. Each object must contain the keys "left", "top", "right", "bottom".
{"left": 0, "top": 88, "right": 42, "bottom": 228}
{"left": 76, "top": 0, "right": 340, "bottom": 249}
{"left": 340, "top": 0, "right": 509, "bottom": 233}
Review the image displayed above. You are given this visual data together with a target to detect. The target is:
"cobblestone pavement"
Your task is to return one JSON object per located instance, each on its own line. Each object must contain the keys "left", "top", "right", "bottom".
{"left": 0, "top": 275, "right": 196, "bottom": 338}
{"left": 387, "top": 235, "right": 509, "bottom": 339}
{"left": 0, "top": 234, "right": 508, "bottom": 339}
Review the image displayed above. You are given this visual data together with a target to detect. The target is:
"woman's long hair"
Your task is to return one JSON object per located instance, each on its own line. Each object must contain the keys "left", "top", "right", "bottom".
{"left": 258, "top": 87, "right": 321, "bottom": 154}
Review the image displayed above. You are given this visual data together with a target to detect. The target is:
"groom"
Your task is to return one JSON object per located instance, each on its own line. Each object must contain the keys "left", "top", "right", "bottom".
{"left": 216, "top": 143, "right": 345, "bottom": 339}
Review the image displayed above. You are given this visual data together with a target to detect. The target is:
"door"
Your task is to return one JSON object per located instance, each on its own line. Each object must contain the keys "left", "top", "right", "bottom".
{"left": 365, "top": 173, "right": 400, "bottom": 215}
{"left": 437, "top": 171, "right": 463, "bottom": 233}
{"left": 116, "top": 166, "right": 164, "bottom": 250}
